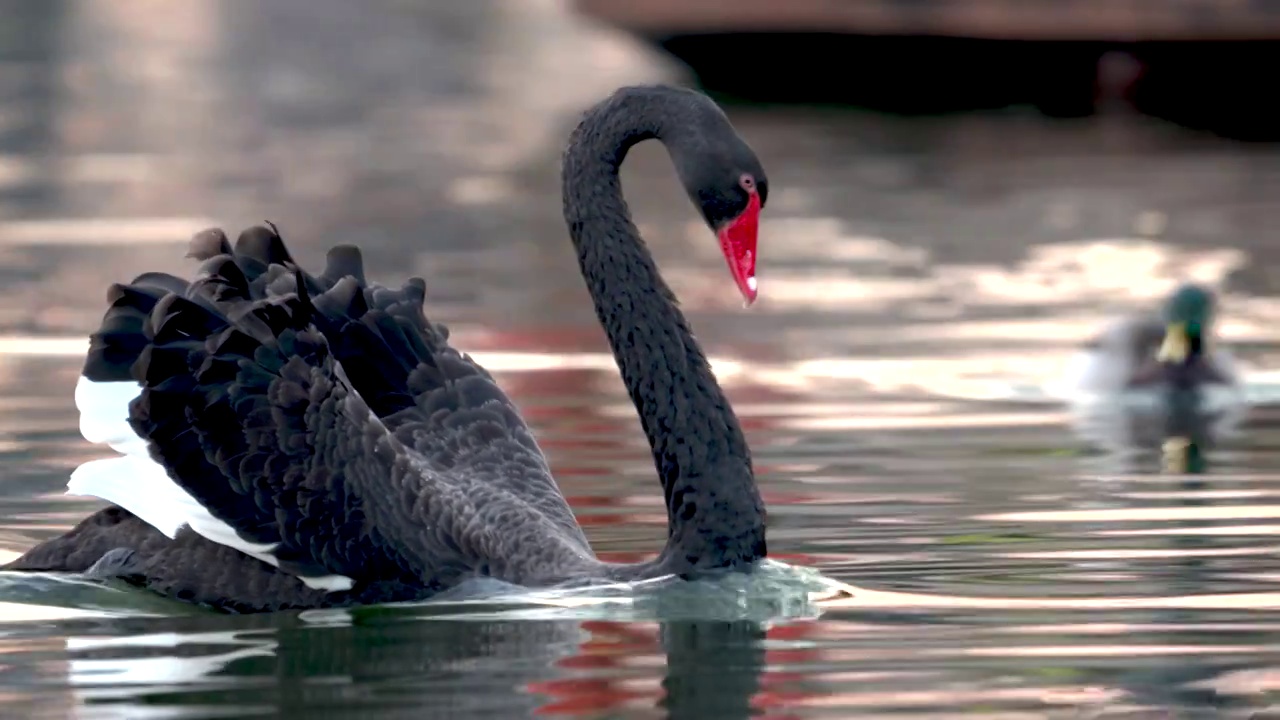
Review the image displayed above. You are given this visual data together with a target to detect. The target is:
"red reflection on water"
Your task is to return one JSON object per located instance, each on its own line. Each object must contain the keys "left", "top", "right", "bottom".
{"left": 767, "top": 551, "right": 822, "bottom": 565}
{"left": 527, "top": 621, "right": 661, "bottom": 716}
{"left": 753, "top": 621, "right": 826, "bottom": 719}
{"left": 522, "top": 620, "right": 829, "bottom": 718}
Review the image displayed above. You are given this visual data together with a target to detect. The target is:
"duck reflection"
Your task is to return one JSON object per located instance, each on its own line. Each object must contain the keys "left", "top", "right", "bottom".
{"left": 1159, "top": 388, "right": 1214, "bottom": 476}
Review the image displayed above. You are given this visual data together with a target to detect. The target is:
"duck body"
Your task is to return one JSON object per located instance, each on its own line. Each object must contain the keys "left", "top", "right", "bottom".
{"left": 1065, "top": 284, "right": 1241, "bottom": 396}
{"left": 1062, "top": 284, "right": 1248, "bottom": 460}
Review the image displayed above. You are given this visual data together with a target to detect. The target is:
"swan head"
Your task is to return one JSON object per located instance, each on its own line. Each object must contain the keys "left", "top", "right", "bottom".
{"left": 1156, "top": 283, "right": 1216, "bottom": 365}
{"left": 712, "top": 171, "right": 766, "bottom": 306}
{"left": 668, "top": 107, "right": 769, "bottom": 306}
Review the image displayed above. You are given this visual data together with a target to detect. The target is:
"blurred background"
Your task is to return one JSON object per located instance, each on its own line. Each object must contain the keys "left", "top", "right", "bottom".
{"left": 4, "top": 0, "right": 1280, "bottom": 717}
{"left": 579, "top": 0, "right": 1280, "bottom": 139}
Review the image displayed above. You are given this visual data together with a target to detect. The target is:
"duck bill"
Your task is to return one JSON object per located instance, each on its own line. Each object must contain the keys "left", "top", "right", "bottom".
{"left": 1157, "top": 322, "right": 1190, "bottom": 363}
{"left": 717, "top": 192, "right": 761, "bottom": 305}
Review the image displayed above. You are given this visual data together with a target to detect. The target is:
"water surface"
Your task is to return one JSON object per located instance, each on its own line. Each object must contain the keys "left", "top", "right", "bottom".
{"left": 3, "top": 1, "right": 1280, "bottom": 717}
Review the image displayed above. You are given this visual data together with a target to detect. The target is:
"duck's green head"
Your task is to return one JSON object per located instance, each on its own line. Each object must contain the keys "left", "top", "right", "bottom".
{"left": 1157, "top": 284, "right": 1216, "bottom": 364}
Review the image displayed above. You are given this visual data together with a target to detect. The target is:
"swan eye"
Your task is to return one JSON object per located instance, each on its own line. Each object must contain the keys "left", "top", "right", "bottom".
{"left": 738, "top": 174, "right": 755, "bottom": 192}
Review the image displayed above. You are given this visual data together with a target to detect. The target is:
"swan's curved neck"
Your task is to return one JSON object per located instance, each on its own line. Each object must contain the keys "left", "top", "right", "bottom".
{"left": 561, "top": 88, "right": 766, "bottom": 575}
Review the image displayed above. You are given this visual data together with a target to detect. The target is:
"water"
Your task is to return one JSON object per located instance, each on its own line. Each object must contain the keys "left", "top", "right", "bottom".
{"left": 3, "top": 1, "right": 1280, "bottom": 717}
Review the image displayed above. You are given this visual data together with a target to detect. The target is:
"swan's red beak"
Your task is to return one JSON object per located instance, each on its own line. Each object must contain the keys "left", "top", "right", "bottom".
{"left": 717, "top": 191, "right": 761, "bottom": 305}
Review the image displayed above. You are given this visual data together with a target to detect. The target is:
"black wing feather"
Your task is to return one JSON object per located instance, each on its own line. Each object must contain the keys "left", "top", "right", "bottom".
{"left": 228, "top": 225, "right": 588, "bottom": 549}
{"left": 129, "top": 258, "right": 584, "bottom": 592}
{"left": 21, "top": 225, "right": 598, "bottom": 607}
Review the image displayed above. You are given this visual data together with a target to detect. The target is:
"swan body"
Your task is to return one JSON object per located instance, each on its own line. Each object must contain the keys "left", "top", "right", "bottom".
{"left": 5, "top": 85, "right": 771, "bottom": 613}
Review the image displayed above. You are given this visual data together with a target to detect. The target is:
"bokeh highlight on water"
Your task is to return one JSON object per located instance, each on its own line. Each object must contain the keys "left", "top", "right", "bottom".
{"left": 4, "top": 1, "right": 1280, "bottom": 717}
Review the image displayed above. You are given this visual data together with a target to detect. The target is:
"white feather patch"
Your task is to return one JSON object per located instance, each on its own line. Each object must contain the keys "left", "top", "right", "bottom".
{"left": 69, "top": 377, "right": 354, "bottom": 592}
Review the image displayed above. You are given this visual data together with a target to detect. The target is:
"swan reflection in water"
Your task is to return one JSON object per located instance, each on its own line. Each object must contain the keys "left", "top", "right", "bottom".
{"left": 59, "top": 613, "right": 771, "bottom": 718}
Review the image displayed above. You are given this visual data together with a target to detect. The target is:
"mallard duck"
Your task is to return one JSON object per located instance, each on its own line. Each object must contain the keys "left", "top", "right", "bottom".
{"left": 1065, "top": 283, "right": 1241, "bottom": 395}
{"left": 1062, "top": 283, "right": 1247, "bottom": 467}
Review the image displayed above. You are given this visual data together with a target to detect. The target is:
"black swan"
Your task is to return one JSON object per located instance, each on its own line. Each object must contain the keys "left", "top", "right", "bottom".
{"left": 4, "top": 85, "right": 771, "bottom": 613}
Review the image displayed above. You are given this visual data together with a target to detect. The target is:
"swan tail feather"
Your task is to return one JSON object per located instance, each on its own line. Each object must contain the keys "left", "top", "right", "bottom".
{"left": 64, "top": 235, "right": 452, "bottom": 593}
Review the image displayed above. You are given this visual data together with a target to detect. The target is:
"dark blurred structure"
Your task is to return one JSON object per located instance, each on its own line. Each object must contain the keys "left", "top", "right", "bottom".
{"left": 573, "top": 0, "right": 1280, "bottom": 41}
{"left": 573, "top": 0, "right": 1280, "bottom": 140}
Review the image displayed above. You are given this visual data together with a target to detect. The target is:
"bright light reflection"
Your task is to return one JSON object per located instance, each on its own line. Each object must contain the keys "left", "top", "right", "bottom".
{"left": 979, "top": 506, "right": 1280, "bottom": 523}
